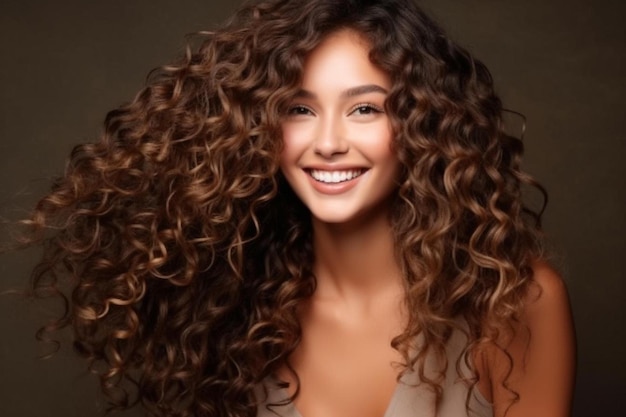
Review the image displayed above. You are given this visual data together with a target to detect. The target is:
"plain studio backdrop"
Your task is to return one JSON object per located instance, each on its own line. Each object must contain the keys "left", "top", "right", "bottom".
{"left": 0, "top": 1, "right": 623, "bottom": 416}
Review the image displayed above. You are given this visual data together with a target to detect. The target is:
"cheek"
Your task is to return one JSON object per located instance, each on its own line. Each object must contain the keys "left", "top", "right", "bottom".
{"left": 279, "top": 123, "right": 309, "bottom": 168}
{"left": 359, "top": 124, "right": 395, "bottom": 162}
{"left": 279, "top": 127, "right": 293, "bottom": 166}
{"left": 279, "top": 128, "right": 299, "bottom": 179}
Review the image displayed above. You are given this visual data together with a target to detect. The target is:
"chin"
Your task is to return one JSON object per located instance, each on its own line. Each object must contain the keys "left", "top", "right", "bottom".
{"left": 311, "top": 213, "right": 357, "bottom": 225}
{"left": 308, "top": 204, "right": 389, "bottom": 228}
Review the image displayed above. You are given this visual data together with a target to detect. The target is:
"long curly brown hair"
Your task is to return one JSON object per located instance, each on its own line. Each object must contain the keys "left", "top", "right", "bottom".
{"left": 19, "top": 0, "right": 547, "bottom": 415}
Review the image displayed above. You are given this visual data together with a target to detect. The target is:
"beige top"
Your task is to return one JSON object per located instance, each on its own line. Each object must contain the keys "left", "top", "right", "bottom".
{"left": 256, "top": 327, "right": 493, "bottom": 417}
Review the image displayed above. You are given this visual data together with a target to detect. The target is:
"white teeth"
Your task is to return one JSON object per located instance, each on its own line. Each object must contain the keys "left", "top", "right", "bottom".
{"left": 309, "top": 169, "right": 364, "bottom": 184}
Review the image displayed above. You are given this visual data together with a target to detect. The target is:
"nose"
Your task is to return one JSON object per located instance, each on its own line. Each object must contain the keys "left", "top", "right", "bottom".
{"left": 314, "top": 115, "right": 348, "bottom": 158}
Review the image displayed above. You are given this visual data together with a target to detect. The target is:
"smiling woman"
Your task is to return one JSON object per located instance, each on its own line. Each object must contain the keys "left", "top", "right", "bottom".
{"left": 280, "top": 29, "right": 399, "bottom": 226}
{"left": 12, "top": 0, "right": 574, "bottom": 417}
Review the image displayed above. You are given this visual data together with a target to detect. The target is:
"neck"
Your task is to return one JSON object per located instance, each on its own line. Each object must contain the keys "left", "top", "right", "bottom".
{"left": 311, "top": 211, "right": 404, "bottom": 303}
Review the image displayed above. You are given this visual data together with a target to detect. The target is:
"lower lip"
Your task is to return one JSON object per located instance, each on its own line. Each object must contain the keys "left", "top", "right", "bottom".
{"left": 306, "top": 171, "right": 367, "bottom": 195}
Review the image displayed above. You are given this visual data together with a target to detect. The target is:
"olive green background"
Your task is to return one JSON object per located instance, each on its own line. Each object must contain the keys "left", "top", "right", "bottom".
{"left": 0, "top": 1, "right": 623, "bottom": 416}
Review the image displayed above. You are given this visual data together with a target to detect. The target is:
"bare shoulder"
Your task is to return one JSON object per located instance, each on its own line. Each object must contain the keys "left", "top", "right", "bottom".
{"left": 525, "top": 261, "right": 571, "bottom": 315}
{"left": 488, "top": 261, "right": 576, "bottom": 417}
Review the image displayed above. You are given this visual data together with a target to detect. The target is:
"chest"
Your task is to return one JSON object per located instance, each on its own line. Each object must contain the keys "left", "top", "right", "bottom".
{"left": 259, "top": 311, "right": 494, "bottom": 417}
{"left": 282, "top": 304, "right": 405, "bottom": 417}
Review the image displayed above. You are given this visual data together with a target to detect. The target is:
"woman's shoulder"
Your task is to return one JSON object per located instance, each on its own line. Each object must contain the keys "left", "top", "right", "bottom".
{"left": 527, "top": 261, "right": 570, "bottom": 311}
{"left": 485, "top": 260, "right": 576, "bottom": 417}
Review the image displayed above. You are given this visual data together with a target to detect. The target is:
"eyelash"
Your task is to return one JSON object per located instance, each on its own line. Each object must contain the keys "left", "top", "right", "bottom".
{"left": 348, "top": 103, "right": 384, "bottom": 115}
{"left": 288, "top": 105, "right": 314, "bottom": 116}
{"left": 287, "top": 103, "right": 384, "bottom": 116}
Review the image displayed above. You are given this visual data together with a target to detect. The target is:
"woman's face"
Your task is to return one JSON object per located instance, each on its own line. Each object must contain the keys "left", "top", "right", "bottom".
{"left": 280, "top": 29, "right": 400, "bottom": 226}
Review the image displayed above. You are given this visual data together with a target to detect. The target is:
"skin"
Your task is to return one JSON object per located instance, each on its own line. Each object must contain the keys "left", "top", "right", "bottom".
{"left": 477, "top": 262, "right": 576, "bottom": 417}
{"left": 279, "top": 29, "right": 575, "bottom": 417}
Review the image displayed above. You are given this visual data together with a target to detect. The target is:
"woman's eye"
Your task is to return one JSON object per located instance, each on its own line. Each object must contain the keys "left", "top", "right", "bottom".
{"left": 288, "top": 105, "right": 313, "bottom": 116}
{"left": 350, "top": 104, "right": 383, "bottom": 116}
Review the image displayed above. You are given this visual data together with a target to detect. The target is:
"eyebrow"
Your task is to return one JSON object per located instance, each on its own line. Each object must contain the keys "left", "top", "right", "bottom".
{"left": 294, "top": 84, "right": 389, "bottom": 99}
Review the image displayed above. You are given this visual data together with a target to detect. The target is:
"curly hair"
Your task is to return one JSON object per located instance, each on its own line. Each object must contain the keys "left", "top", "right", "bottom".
{"left": 20, "top": 0, "right": 547, "bottom": 416}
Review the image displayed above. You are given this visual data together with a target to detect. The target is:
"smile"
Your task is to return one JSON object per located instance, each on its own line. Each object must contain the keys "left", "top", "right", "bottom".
{"left": 308, "top": 169, "right": 366, "bottom": 184}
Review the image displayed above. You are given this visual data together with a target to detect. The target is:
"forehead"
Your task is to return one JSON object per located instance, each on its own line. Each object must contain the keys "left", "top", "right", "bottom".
{"left": 300, "top": 29, "right": 390, "bottom": 90}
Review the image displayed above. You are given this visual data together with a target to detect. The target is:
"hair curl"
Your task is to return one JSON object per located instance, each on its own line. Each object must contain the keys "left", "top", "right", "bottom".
{"left": 20, "top": 0, "right": 547, "bottom": 416}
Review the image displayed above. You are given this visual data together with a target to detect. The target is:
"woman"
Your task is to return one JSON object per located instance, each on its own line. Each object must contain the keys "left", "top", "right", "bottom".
{"left": 21, "top": 0, "right": 575, "bottom": 416}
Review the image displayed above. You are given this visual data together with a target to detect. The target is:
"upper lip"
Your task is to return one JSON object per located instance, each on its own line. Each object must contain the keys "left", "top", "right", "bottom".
{"left": 302, "top": 164, "right": 369, "bottom": 171}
